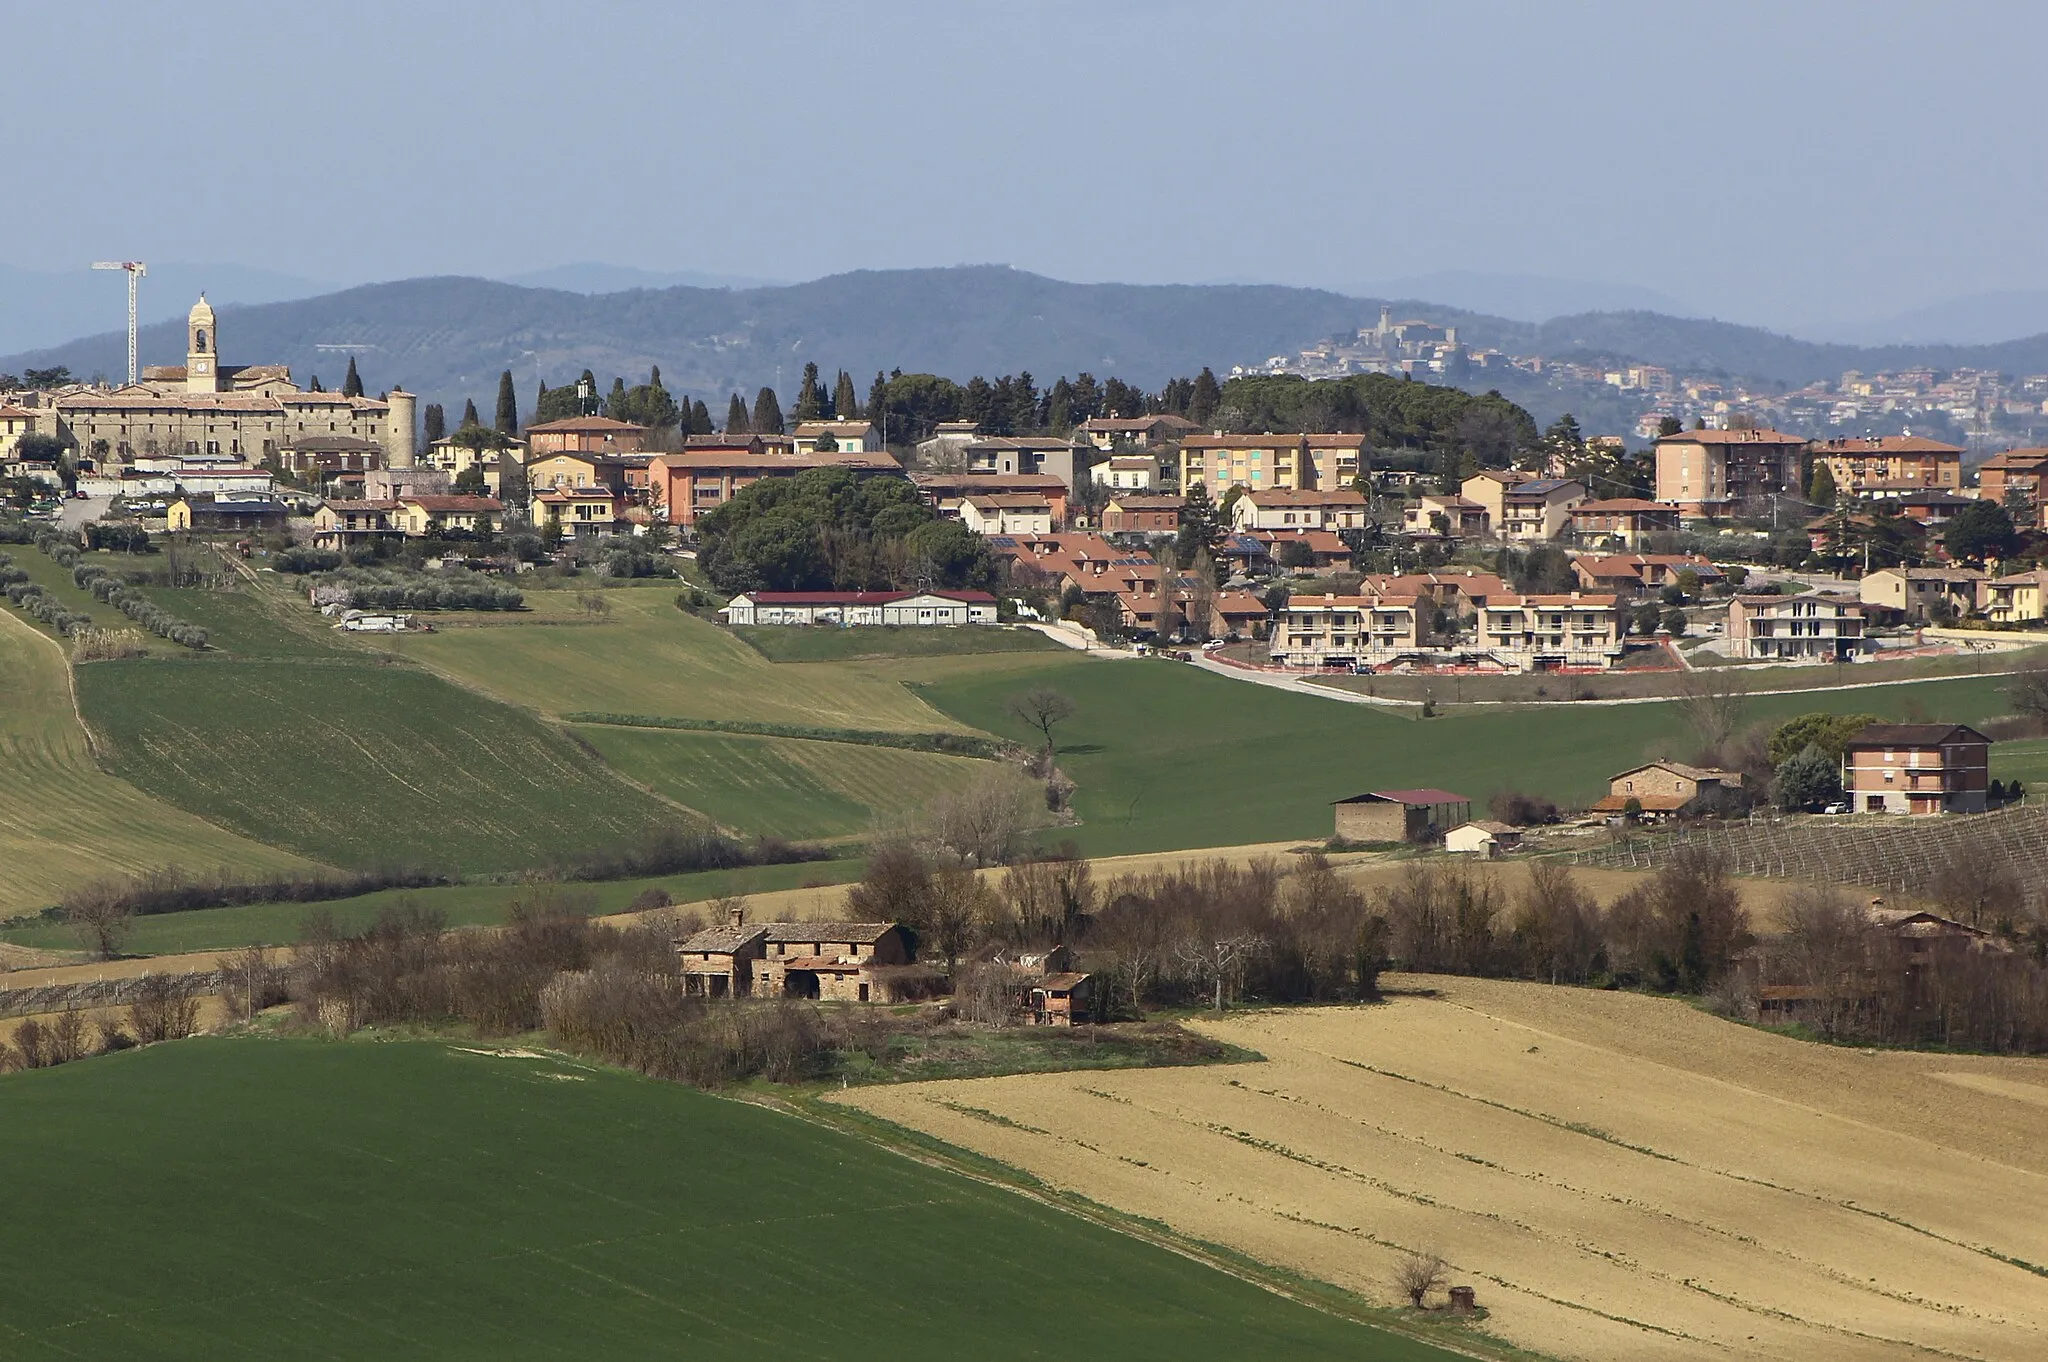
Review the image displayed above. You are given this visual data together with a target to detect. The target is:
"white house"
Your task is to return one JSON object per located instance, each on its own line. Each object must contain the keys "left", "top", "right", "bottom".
{"left": 959, "top": 493, "right": 1055, "bottom": 536}
{"left": 1445, "top": 821, "right": 1521, "bottom": 857}
{"left": 720, "top": 590, "right": 999, "bottom": 627}
{"left": 1092, "top": 456, "right": 1161, "bottom": 492}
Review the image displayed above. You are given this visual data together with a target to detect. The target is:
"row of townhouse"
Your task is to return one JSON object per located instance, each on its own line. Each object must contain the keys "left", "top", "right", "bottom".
{"left": 1403, "top": 472, "right": 1682, "bottom": 550}
{"left": 1272, "top": 586, "right": 1623, "bottom": 673}
{"left": 1858, "top": 565, "right": 2048, "bottom": 625}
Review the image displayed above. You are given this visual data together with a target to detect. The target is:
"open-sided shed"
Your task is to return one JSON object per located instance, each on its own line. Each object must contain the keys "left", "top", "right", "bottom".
{"left": 1332, "top": 788, "right": 1473, "bottom": 843}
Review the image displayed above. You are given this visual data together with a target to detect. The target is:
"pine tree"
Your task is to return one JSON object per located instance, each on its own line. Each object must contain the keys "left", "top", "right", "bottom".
{"left": 726, "top": 393, "right": 751, "bottom": 433}
{"left": 341, "top": 356, "right": 364, "bottom": 398}
{"left": 461, "top": 398, "right": 480, "bottom": 428}
{"left": 752, "top": 385, "right": 784, "bottom": 434}
{"left": 495, "top": 370, "right": 519, "bottom": 433}
{"left": 1190, "top": 367, "right": 1222, "bottom": 426}
{"left": 833, "top": 369, "right": 859, "bottom": 421}
{"left": 793, "top": 362, "right": 823, "bottom": 422}
{"left": 423, "top": 403, "right": 447, "bottom": 446}
{"left": 691, "top": 399, "right": 712, "bottom": 434}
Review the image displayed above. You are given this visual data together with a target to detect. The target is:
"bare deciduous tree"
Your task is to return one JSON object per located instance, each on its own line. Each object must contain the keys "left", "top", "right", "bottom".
{"left": 63, "top": 878, "right": 134, "bottom": 960}
{"left": 1395, "top": 1249, "right": 1448, "bottom": 1308}
{"left": 925, "top": 769, "right": 1028, "bottom": 867}
{"left": 1008, "top": 687, "right": 1077, "bottom": 755}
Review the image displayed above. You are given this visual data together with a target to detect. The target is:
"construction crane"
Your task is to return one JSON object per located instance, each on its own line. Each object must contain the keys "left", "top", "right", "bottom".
{"left": 91, "top": 260, "right": 147, "bottom": 384}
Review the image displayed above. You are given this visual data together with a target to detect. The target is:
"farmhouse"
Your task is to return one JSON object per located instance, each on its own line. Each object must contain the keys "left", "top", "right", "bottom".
{"left": 1590, "top": 761, "right": 1745, "bottom": 818}
{"left": 675, "top": 910, "right": 912, "bottom": 1001}
{"left": 719, "top": 589, "right": 998, "bottom": 627}
{"left": 1841, "top": 723, "right": 1990, "bottom": 815}
{"left": 1333, "top": 789, "right": 1473, "bottom": 843}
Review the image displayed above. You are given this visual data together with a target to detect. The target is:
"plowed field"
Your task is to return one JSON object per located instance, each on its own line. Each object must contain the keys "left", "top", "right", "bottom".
{"left": 838, "top": 977, "right": 2048, "bottom": 1362}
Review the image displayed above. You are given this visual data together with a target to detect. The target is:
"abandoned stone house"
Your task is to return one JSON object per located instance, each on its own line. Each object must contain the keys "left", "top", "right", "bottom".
{"left": 675, "top": 908, "right": 910, "bottom": 1002}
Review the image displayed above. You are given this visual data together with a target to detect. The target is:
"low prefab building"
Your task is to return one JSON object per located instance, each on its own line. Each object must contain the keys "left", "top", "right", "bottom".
{"left": 1333, "top": 789, "right": 1473, "bottom": 843}
{"left": 720, "top": 589, "right": 998, "bottom": 627}
{"left": 1445, "top": 821, "right": 1521, "bottom": 857}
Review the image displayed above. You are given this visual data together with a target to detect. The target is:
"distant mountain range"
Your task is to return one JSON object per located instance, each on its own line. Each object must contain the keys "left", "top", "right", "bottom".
{"left": 1341, "top": 271, "right": 1701, "bottom": 324}
{"left": 10, "top": 265, "right": 2048, "bottom": 426}
{"left": 1804, "top": 290, "right": 2048, "bottom": 347}
{"left": 494, "top": 263, "right": 789, "bottom": 294}
{"left": 0, "top": 262, "right": 335, "bottom": 357}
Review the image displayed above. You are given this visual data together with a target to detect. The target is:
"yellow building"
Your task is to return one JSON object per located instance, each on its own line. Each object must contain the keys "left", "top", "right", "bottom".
{"left": 1177, "top": 434, "right": 1366, "bottom": 496}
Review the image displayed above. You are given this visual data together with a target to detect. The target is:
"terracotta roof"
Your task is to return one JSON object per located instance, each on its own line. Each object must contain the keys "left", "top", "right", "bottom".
{"left": 1846, "top": 723, "right": 1989, "bottom": 747}
{"left": 1653, "top": 428, "right": 1807, "bottom": 446}
{"left": 962, "top": 494, "right": 1055, "bottom": 511}
{"left": 731, "top": 591, "right": 995, "bottom": 606}
{"left": 1080, "top": 415, "right": 1196, "bottom": 432}
{"left": 792, "top": 420, "right": 876, "bottom": 436}
{"left": 1034, "top": 972, "right": 1092, "bottom": 991}
{"left": 321, "top": 499, "right": 400, "bottom": 512}
{"left": 912, "top": 472, "right": 1065, "bottom": 493}
{"left": 1815, "top": 435, "right": 1966, "bottom": 455}
{"left": 1512, "top": 593, "right": 1619, "bottom": 607}
{"left": 281, "top": 434, "right": 382, "bottom": 451}
{"left": 1105, "top": 495, "right": 1182, "bottom": 510}
{"left": 654, "top": 449, "right": 899, "bottom": 472}
{"left": 1241, "top": 487, "right": 1367, "bottom": 506}
{"left": 1571, "top": 498, "right": 1673, "bottom": 514}
{"left": 1341, "top": 789, "right": 1472, "bottom": 806}
{"left": 1107, "top": 456, "right": 1158, "bottom": 469}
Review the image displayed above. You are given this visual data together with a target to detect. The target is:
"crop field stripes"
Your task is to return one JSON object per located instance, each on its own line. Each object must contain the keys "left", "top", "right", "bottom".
{"left": 1570, "top": 804, "right": 2048, "bottom": 909}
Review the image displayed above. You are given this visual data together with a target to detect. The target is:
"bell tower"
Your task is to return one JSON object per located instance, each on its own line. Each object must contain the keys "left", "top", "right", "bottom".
{"left": 186, "top": 295, "right": 221, "bottom": 394}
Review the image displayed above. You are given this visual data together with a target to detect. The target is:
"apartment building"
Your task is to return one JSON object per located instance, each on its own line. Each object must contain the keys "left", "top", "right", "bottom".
{"left": 1977, "top": 569, "right": 2048, "bottom": 624}
{"left": 1176, "top": 433, "right": 1367, "bottom": 495}
{"left": 1271, "top": 589, "right": 1619, "bottom": 672}
{"left": 1271, "top": 593, "right": 1420, "bottom": 668}
{"left": 1472, "top": 592, "right": 1622, "bottom": 670}
{"left": 1653, "top": 428, "right": 1809, "bottom": 517}
{"left": 1497, "top": 478, "right": 1587, "bottom": 541}
{"left": 1975, "top": 447, "right": 2048, "bottom": 510}
{"left": 1858, "top": 567, "right": 1983, "bottom": 623}
{"left": 1725, "top": 593, "right": 1866, "bottom": 660}
{"left": 1840, "top": 723, "right": 1990, "bottom": 815}
{"left": 1812, "top": 435, "right": 1963, "bottom": 495}
{"left": 1568, "top": 498, "right": 1681, "bottom": 549}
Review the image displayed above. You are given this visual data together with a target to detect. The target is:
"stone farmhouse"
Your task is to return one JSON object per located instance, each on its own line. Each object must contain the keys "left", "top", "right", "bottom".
{"left": 675, "top": 910, "right": 912, "bottom": 1002}
{"left": 1589, "top": 762, "right": 1746, "bottom": 819}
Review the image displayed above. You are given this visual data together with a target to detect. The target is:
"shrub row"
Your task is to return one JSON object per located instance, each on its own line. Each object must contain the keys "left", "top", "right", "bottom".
{"left": 273, "top": 546, "right": 343, "bottom": 574}
{"left": 319, "top": 565, "right": 523, "bottom": 611}
{"left": 53, "top": 863, "right": 452, "bottom": 922}
{"left": 71, "top": 561, "right": 209, "bottom": 649}
{"left": 551, "top": 826, "right": 831, "bottom": 882}
{"left": 82, "top": 522, "right": 152, "bottom": 553}
{"left": 563, "top": 711, "right": 1012, "bottom": 759}
{"left": 2, "top": 561, "right": 93, "bottom": 635}
{"left": 0, "top": 516, "right": 32, "bottom": 544}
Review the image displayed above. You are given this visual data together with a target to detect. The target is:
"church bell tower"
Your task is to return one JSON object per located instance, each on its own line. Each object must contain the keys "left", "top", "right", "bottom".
{"left": 186, "top": 295, "right": 221, "bottom": 394}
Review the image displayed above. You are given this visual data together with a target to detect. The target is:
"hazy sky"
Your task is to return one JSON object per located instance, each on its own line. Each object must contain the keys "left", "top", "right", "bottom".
{"left": 6, "top": 0, "right": 2045, "bottom": 329}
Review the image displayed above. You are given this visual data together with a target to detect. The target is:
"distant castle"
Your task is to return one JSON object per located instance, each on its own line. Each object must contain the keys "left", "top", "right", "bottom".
{"left": 21, "top": 296, "right": 414, "bottom": 468}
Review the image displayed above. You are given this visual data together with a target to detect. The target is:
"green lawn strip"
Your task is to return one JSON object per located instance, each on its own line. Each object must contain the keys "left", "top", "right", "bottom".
{"left": 0, "top": 1037, "right": 1457, "bottom": 1361}
{"left": 73, "top": 658, "right": 680, "bottom": 875}
{"left": 731, "top": 623, "right": 1063, "bottom": 662}
{"left": 919, "top": 657, "right": 2028, "bottom": 858}
{"left": 0, "top": 858, "right": 867, "bottom": 956}
{"left": 130, "top": 581, "right": 352, "bottom": 659}
{"left": 1991, "top": 736, "right": 2048, "bottom": 788}
{"left": 565, "top": 711, "right": 1010, "bottom": 757}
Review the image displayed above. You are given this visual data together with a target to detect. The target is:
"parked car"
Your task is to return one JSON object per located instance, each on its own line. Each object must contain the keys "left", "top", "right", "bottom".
{"left": 1822, "top": 802, "right": 1849, "bottom": 815}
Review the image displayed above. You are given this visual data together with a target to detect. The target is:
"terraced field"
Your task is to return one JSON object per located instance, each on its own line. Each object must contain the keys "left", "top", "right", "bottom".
{"left": 0, "top": 609, "right": 316, "bottom": 916}
{"left": 841, "top": 978, "right": 2048, "bottom": 1362}
{"left": 74, "top": 657, "right": 679, "bottom": 874}
{"left": 572, "top": 724, "right": 1031, "bottom": 840}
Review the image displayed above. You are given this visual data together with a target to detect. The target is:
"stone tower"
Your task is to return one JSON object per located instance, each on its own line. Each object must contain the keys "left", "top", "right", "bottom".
{"left": 385, "top": 387, "right": 417, "bottom": 468}
{"left": 186, "top": 296, "right": 221, "bottom": 394}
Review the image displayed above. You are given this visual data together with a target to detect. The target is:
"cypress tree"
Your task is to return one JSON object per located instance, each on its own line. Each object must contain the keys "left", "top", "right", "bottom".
{"left": 1190, "top": 367, "right": 1222, "bottom": 426}
{"left": 691, "top": 399, "right": 712, "bottom": 434}
{"left": 606, "top": 377, "right": 627, "bottom": 420}
{"left": 495, "top": 370, "right": 519, "bottom": 433}
{"left": 833, "top": 370, "right": 860, "bottom": 421}
{"left": 341, "top": 356, "right": 364, "bottom": 398}
{"left": 726, "top": 393, "right": 750, "bottom": 433}
{"left": 309, "top": 375, "right": 324, "bottom": 392}
{"left": 461, "top": 397, "right": 480, "bottom": 428}
{"left": 867, "top": 372, "right": 889, "bottom": 438}
{"left": 423, "top": 403, "right": 447, "bottom": 446}
{"left": 752, "top": 386, "right": 784, "bottom": 434}
{"left": 792, "top": 362, "right": 823, "bottom": 422}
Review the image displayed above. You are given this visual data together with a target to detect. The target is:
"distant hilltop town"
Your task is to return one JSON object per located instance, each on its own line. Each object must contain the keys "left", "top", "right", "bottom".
{"left": 1251, "top": 306, "right": 2048, "bottom": 449}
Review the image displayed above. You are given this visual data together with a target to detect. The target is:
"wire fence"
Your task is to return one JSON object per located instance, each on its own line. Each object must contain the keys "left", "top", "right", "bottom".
{"left": 1569, "top": 804, "right": 2048, "bottom": 911}
{"left": 0, "top": 970, "right": 223, "bottom": 1021}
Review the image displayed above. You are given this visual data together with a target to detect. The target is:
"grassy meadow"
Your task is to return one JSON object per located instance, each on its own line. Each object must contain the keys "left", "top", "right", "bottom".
{"left": 74, "top": 658, "right": 680, "bottom": 874}
{"left": 572, "top": 724, "right": 1022, "bottom": 841}
{"left": 730, "top": 621, "right": 1063, "bottom": 661}
{"left": 917, "top": 657, "right": 2026, "bottom": 856}
{"left": 0, "top": 609, "right": 317, "bottom": 917}
{"left": 0, "top": 1038, "right": 1457, "bottom": 1362}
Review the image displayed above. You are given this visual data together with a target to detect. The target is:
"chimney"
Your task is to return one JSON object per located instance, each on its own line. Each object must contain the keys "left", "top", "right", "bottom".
{"left": 727, "top": 904, "right": 746, "bottom": 929}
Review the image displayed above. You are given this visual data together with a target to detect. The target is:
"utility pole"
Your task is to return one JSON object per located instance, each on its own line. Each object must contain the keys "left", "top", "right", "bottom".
{"left": 91, "top": 261, "right": 147, "bottom": 385}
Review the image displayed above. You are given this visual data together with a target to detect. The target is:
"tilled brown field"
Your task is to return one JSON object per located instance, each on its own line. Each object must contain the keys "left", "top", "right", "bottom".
{"left": 835, "top": 976, "right": 2048, "bottom": 1362}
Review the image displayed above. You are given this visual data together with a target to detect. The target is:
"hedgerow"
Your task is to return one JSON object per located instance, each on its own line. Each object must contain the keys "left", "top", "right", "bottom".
{"left": 69, "top": 560, "right": 209, "bottom": 649}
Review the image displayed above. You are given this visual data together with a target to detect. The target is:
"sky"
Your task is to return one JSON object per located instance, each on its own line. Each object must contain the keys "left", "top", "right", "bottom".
{"left": 5, "top": 0, "right": 2046, "bottom": 332}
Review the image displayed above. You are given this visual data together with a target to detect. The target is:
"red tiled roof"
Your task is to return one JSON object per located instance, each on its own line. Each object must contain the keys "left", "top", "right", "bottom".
{"left": 401, "top": 495, "right": 502, "bottom": 512}
{"left": 1653, "top": 428, "right": 1807, "bottom": 446}
{"left": 524, "top": 416, "right": 648, "bottom": 433}
{"left": 734, "top": 590, "right": 997, "bottom": 604}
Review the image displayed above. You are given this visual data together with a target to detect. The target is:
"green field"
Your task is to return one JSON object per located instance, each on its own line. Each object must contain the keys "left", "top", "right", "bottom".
{"left": 0, "top": 610, "right": 317, "bottom": 917}
{"left": 0, "top": 857, "right": 866, "bottom": 956}
{"left": 731, "top": 622, "right": 1062, "bottom": 662}
{"left": 0, "top": 1039, "right": 1457, "bottom": 1361}
{"left": 919, "top": 657, "right": 2026, "bottom": 856}
{"left": 377, "top": 587, "right": 1046, "bottom": 732}
{"left": 74, "top": 658, "right": 682, "bottom": 874}
{"left": 574, "top": 725, "right": 1020, "bottom": 840}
